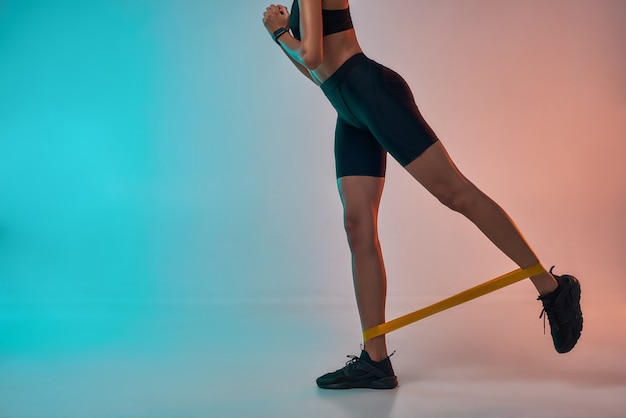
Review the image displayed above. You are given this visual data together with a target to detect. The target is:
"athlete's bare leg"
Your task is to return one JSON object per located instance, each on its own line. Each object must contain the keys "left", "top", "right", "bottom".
{"left": 338, "top": 175, "right": 389, "bottom": 361}
{"left": 404, "top": 141, "right": 558, "bottom": 295}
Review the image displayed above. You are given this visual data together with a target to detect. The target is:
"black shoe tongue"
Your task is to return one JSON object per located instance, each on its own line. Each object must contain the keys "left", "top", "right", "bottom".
{"left": 360, "top": 350, "right": 373, "bottom": 363}
{"left": 360, "top": 350, "right": 387, "bottom": 365}
{"left": 360, "top": 350, "right": 394, "bottom": 375}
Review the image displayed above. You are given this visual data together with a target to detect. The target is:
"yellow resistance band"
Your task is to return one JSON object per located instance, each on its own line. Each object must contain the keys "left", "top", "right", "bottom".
{"left": 363, "top": 263, "right": 546, "bottom": 341}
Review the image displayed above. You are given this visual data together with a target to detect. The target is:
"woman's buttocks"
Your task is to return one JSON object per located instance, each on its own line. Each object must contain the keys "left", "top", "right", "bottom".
{"left": 320, "top": 53, "right": 375, "bottom": 128}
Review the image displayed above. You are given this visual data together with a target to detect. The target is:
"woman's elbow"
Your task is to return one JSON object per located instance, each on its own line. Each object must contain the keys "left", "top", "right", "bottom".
{"left": 302, "top": 49, "right": 322, "bottom": 70}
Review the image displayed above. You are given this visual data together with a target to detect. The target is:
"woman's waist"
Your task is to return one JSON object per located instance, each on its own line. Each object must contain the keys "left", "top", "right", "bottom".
{"left": 310, "top": 38, "right": 363, "bottom": 83}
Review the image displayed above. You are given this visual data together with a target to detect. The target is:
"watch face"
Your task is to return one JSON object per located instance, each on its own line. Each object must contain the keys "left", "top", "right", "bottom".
{"left": 273, "top": 27, "right": 288, "bottom": 42}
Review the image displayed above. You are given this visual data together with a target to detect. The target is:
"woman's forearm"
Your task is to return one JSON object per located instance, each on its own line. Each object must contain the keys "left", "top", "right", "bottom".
{"left": 262, "top": 4, "right": 322, "bottom": 84}
{"left": 278, "top": 30, "right": 322, "bottom": 70}
{"left": 279, "top": 44, "right": 316, "bottom": 83}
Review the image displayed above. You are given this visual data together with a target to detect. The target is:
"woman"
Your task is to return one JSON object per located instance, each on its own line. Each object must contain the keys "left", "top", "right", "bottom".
{"left": 262, "top": 1, "right": 582, "bottom": 390}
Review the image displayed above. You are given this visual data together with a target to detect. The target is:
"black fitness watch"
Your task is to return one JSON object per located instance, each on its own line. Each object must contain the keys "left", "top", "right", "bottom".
{"left": 272, "top": 27, "right": 289, "bottom": 44}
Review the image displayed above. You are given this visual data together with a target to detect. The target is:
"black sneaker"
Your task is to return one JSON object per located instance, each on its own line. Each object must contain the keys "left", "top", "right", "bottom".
{"left": 538, "top": 267, "right": 583, "bottom": 353}
{"left": 316, "top": 350, "right": 398, "bottom": 389}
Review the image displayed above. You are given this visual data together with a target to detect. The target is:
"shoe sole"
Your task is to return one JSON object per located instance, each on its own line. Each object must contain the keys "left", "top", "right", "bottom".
{"left": 317, "top": 376, "right": 398, "bottom": 390}
{"left": 556, "top": 274, "right": 583, "bottom": 353}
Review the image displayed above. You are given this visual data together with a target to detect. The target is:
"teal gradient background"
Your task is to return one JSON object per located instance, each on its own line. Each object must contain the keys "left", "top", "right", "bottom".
{"left": 1, "top": 1, "right": 625, "bottom": 416}
{"left": 0, "top": 0, "right": 345, "bottom": 362}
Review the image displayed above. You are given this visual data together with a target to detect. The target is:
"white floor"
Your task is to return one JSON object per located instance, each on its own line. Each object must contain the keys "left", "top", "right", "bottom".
{"left": 2, "top": 285, "right": 625, "bottom": 418}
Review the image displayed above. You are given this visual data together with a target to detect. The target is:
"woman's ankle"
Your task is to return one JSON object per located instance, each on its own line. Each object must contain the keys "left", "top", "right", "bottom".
{"left": 532, "top": 271, "right": 559, "bottom": 296}
{"left": 363, "top": 336, "right": 388, "bottom": 361}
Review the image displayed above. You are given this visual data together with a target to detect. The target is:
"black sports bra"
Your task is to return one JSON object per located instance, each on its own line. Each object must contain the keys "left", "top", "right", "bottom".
{"left": 289, "top": 0, "right": 354, "bottom": 41}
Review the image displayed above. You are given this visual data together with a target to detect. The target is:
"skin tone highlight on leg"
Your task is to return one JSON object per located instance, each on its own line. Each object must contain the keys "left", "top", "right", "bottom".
{"left": 404, "top": 142, "right": 559, "bottom": 296}
{"left": 338, "top": 176, "right": 389, "bottom": 361}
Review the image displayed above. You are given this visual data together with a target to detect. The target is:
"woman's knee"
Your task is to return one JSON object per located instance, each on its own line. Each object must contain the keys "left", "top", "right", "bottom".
{"left": 433, "top": 182, "right": 478, "bottom": 214}
{"left": 343, "top": 210, "right": 377, "bottom": 252}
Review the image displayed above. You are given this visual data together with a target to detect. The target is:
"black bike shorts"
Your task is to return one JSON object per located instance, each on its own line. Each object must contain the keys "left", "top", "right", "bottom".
{"left": 320, "top": 53, "right": 439, "bottom": 178}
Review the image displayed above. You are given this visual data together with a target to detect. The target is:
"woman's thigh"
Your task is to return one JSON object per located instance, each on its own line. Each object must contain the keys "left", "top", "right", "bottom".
{"left": 335, "top": 117, "right": 387, "bottom": 178}
{"left": 404, "top": 141, "right": 475, "bottom": 207}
